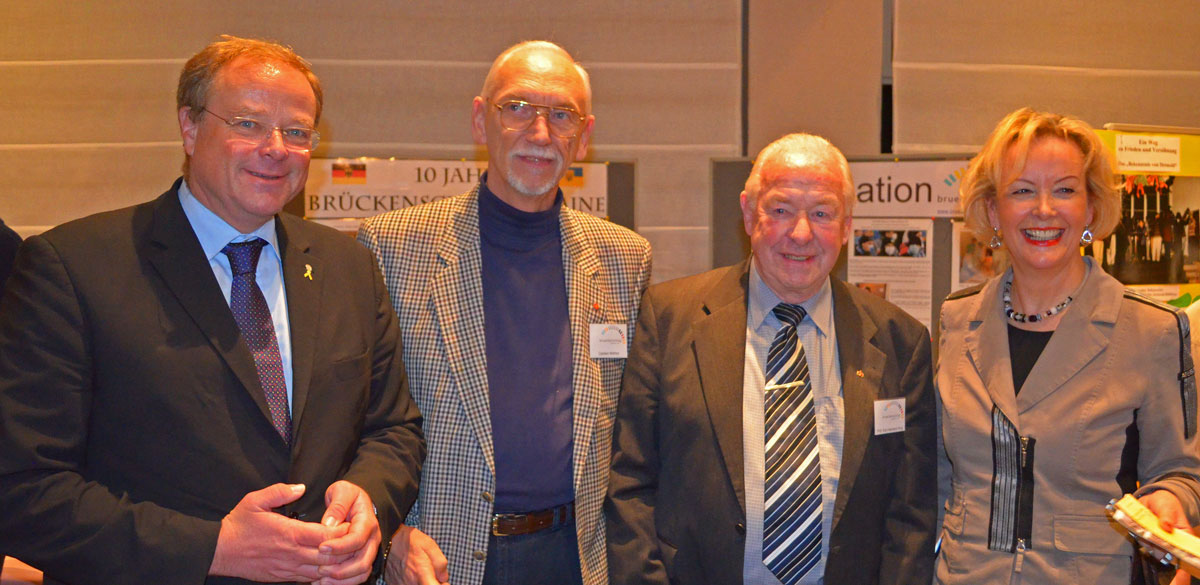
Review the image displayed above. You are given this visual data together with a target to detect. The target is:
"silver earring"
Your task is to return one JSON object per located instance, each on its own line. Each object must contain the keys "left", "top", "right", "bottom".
{"left": 988, "top": 226, "right": 1002, "bottom": 250}
{"left": 1080, "top": 227, "right": 1094, "bottom": 245}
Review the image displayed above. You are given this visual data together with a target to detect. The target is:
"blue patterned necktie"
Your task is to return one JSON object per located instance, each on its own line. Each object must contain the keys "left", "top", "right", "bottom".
{"left": 763, "top": 303, "right": 821, "bottom": 583}
{"left": 222, "top": 239, "right": 291, "bottom": 445}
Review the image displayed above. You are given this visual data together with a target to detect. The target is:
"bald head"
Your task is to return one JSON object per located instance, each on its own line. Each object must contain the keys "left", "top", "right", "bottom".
{"left": 480, "top": 41, "right": 592, "bottom": 115}
{"left": 743, "top": 133, "right": 855, "bottom": 214}
{"left": 471, "top": 41, "right": 596, "bottom": 212}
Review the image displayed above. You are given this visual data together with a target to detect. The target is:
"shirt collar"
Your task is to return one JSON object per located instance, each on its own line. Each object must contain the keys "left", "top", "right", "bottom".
{"left": 178, "top": 179, "right": 280, "bottom": 262}
{"left": 747, "top": 258, "right": 835, "bottom": 336}
{"left": 477, "top": 172, "right": 563, "bottom": 239}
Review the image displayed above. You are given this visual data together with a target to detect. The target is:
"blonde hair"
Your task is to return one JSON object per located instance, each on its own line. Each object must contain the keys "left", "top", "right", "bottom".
{"left": 960, "top": 107, "right": 1120, "bottom": 241}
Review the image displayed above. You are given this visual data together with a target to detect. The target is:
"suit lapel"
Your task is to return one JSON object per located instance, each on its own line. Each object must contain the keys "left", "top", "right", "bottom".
{"left": 277, "top": 214, "right": 322, "bottom": 445}
{"left": 143, "top": 185, "right": 279, "bottom": 435}
{"left": 693, "top": 261, "right": 751, "bottom": 515}
{"left": 1015, "top": 264, "right": 1115, "bottom": 412}
{"left": 430, "top": 190, "right": 496, "bottom": 473}
{"left": 829, "top": 279, "right": 886, "bottom": 531}
{"left": 964, "top": 275, "right": 1021, "bottom": 424}
{"left": 559, "top": 208, "right": 608, "bottom": 492}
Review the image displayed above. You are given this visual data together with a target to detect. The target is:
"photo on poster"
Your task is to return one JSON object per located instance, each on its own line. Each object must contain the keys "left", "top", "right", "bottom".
{"left": 852, "top": 228, "right": 928, "bottom": 258}
{"left": 1102, "top": 174, "right": 1200, "bottom": 286}
{"left": 854, "top": 282, "right": 889, "bottom": 300}
{"left": 951, "top": 220, "right": 1008, "bottom": 292}
{"left": 847, "top": 217, "right": 934, "bottom": 328}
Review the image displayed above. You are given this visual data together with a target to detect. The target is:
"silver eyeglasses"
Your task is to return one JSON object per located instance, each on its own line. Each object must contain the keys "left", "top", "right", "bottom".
{"left": 202, "top": 108, "right": 320, "bottom": 151}
{"left": 489, "top": 99, "right": 586, "bottom": 138}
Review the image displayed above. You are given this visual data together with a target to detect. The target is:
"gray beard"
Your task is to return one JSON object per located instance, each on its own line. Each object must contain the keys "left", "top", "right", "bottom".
{"left": 504, "top": 157, "right": 563, "bottom": 198}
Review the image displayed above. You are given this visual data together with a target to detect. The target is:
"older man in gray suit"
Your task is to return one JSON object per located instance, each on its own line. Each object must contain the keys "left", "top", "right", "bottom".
{"left": 606, "top": 134, "right": 937, "bottom": 585}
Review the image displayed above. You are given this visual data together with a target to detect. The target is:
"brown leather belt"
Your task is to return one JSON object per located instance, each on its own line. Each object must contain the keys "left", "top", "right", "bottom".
{"left": 491, "top": 501, "right": 575, "bottom": 536}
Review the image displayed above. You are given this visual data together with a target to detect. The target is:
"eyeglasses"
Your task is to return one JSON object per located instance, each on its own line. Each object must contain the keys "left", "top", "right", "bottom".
{"left": 489, "top": 99, "right": 586, "bottom": 138}
{"left": 201, "top": 108, "right": 320, "bottom": 151}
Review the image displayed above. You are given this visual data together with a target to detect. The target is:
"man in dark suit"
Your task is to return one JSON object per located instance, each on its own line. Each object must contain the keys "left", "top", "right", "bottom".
{"left": 0, "top": 36, "right": 424, "bottom": 585}
{"left": 606, "top": 133, "right": 936, "bottom": 585}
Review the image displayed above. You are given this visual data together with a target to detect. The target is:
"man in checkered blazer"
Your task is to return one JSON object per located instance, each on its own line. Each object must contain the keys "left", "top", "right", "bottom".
{"left": 358, "top": 41, "right": 651, "bottom": 585}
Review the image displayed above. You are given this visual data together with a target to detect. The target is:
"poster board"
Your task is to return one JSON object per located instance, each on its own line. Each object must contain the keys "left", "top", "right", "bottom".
{"left": 1090, "top": 129, "right": 1200, "bottom": 300}
{"left": 286, "top": 159, "right": 634, "bottom": 233}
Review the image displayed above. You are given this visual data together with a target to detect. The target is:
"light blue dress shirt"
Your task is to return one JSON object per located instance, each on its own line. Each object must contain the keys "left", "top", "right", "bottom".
{"left": 742, "top": 260, "right": 844, "bottom": 585}
{"left": 178, "top": 180, "right": 294, "bottom": 411}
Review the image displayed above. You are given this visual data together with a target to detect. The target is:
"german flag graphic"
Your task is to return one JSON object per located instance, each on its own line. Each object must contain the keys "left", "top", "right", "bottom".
{"left": 561, "top": 166, "right": 585, "bottom": 186}
{"left": 332, "top": 162, "right": 367, "bottom": 184}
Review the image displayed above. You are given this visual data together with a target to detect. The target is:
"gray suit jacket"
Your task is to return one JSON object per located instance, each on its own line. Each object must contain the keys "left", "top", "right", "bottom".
{"left": 936, "top": 262, "right": 1200, "bottom": 584}
{"left": 606, "top": 259, "right": 937, "bottom": 585}
{"left": 358, "top": 185, "right": 651, "bottom": 585}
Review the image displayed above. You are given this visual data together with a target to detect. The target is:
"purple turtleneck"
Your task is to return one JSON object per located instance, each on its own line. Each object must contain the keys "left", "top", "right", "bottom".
{"left": 478, "top": 177, "right": 574, "bottom": 513}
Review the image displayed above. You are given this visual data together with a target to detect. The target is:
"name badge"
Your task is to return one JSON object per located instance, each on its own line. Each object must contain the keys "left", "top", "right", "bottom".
{"left": 873, "top": 398, "right": 906, "bottom": 435}
{"left": 589, "top": 324, "right": 628, "bottom": 359}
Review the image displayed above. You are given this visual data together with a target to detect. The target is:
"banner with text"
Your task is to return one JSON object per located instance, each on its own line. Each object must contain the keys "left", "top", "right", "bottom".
{"left": 848, "top": 159, "right": 971, "bottom": 218}
{"left": 1097, "top": 130, "right": 1200, "bottom": 177}
{"left": 304, "top": 159, "right": 609, "bottom": 219}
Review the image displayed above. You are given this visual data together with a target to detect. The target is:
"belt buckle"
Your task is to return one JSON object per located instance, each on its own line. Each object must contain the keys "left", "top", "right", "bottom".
{"left": 492, "top": 513, "right": 519, "bottom": 536}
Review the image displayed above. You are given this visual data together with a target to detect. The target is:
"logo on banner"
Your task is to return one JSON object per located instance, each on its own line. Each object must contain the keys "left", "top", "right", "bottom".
{"left": 332, "top": 162, "right": 367, "bottom": 184}
{"left": 562, "top": 166, "right": 586, "bottom": 186}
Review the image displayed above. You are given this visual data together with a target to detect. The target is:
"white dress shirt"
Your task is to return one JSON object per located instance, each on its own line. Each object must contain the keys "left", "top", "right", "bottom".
{"left": 177, "top": 180, "right": 294, "bottom": 410}
{"left": 742, "top": 259, "right": 844, "bottom": 585}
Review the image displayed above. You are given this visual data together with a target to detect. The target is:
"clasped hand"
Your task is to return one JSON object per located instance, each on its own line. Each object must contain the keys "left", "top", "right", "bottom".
{"left": 209, "top": 480, "right": 382, "bottom": 584}
{"left": 1138, "top": 489, "right": 1197, "bottom": 585}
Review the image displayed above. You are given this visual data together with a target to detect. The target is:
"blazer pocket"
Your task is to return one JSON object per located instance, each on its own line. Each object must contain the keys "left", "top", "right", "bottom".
{"left": 326, "top": 352, "right": 370, "bottom": 383}
{"left": 1053, "top": 514, "right": 1128, "bottom": 555}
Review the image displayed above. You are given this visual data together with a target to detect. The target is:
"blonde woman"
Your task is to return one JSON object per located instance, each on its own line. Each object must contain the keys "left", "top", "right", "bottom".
{"left": 936, "top": 108, "right": 1200, "bottom": 584}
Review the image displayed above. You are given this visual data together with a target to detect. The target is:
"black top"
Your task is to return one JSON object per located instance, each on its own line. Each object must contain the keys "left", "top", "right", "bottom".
{"left": 1007, "top": 324, "right": 1054, "bottom": 395}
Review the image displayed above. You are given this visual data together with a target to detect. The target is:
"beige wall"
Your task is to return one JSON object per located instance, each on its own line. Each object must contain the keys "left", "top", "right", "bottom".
{"left": 1, "top": 1, "right": 742, "bottom": 282}
{"left": 748, "top": 0, "right": 883, "bottom": 158}
{"left": 893, "top": 0, "right": 1200, "bottom": 153}
{"left": 8, "top": 2, "right": 1193, "bottom": 280}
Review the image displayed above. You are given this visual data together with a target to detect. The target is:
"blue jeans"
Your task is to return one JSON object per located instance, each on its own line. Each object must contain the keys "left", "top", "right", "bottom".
{"left": 482, "top": 516, "right": 583, "bottom": 585}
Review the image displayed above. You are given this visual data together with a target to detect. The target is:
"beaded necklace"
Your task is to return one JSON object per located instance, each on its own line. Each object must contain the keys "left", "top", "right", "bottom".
{"left": 1002, "top": 279, "right": 1074, "bottom": 324}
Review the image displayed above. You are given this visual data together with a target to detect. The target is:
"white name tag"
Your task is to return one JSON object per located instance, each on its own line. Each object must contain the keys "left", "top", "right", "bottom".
{"left": 589, "top": 324, "right": 628, "bottom": 358}
{"left": 873, "top": 398, "right": 906, "bottom": 435}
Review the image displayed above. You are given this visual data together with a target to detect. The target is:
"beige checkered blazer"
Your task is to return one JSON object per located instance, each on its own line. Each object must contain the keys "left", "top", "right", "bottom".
{"left": 358, "top": 184, "right": 651, "bottom": 585}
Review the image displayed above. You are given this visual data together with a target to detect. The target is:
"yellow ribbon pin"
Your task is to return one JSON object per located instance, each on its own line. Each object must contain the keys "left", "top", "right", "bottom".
{"left": 304, "top": 264, "right": 313, "bottom": 280}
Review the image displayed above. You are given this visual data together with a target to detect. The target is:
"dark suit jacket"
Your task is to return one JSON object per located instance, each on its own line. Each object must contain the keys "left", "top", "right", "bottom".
{"left": 0, "top": 180, "right": 425, "bottom": 585}
{"left": 0, "top": 217, "right": 20, "bottom": 291}
{"left": 606, "top": 260, "right": 936, "bottom": 585}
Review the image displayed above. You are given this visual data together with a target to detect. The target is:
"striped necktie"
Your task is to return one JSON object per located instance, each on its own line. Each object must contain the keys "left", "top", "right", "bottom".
{"left": 763, "top": 303, "right": 821, "bottom": 583}
{"left": 222, "top": 238, "right": 292, "bottom": 446}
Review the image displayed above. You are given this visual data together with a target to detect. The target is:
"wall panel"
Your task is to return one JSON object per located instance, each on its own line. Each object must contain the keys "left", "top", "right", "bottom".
{"left": 894, "top": 0, "right": 1200, "bottom": 155}
{"left": 1, "top": 0, "right": 742, "bottom": 283}
{"left": 748, "top": 0, "right": 883, "bottom": 158}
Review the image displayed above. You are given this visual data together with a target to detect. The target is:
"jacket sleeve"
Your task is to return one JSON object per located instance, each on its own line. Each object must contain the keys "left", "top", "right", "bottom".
{"left": 339, "top": 244, "right": 426, "bottom": 556}
{"left": 605, "top": 290, "right": 671, "bottom": 585}
{"left": 0, "top": 235, "right": 221, "bottom": 584}
{"left": 1133, "top": 308, "right": 1200, "bottom": 524}
{"left": 879, "top": 323, "right": 938, "bottom": 585}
